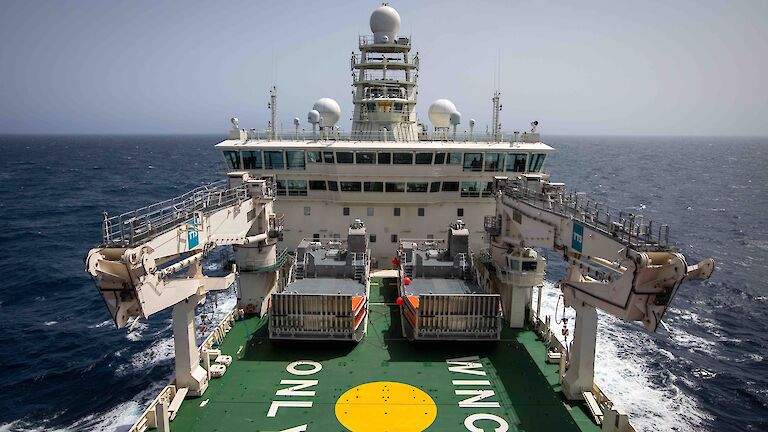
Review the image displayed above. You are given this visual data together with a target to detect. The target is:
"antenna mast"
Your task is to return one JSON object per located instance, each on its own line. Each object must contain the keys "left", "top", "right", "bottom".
{"left": 491, "top": 91, "right": 502, "bottom": 142}
{"left": 268, "top": 86, "right": 278, "bottom": 140}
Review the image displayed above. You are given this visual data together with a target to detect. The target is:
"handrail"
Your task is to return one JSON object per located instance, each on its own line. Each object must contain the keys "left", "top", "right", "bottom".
{"left": 102, "top": 181, "right": 251, "bottom": 247}
{"left": 502, "top": 184, "right": 672, "bottom": 251}
{"left": 228, "top": 128, "right": 542, "bottom": 144}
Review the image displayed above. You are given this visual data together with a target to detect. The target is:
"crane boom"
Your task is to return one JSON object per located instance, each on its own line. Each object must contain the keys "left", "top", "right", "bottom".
{"left": 486, "top": 175, "right": 714, "bottom": 400}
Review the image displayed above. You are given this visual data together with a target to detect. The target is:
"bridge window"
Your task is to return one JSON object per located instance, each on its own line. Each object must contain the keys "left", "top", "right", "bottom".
{"left": 364, "top": 181, "right": 384, "bottom": 192}
{"left": 442, "top": 181, "right": 459, "bottom": 192}
{"left": 242, "top": 151, "right": 262, "bottom": 169}
{"left": 341, "top": 181, "right": 362, "bottom": 192}
{"left": 418, "top": 208, "right": 425, "bottom": 217}
{"left": 447, "top": 152, "right": 462, "bottom": 165}
{"left": 336, "top": 152, "right": 354, "bottom": 164}
{"left": 356, "top": 152, "right": 375, "bottom": 164}
{"left": 309, "top": 180, "right": 326, "bottom": 190}
{"left": 386, "top": 182, "right": 405, "bottom": 193}
{"left": 407, "top": 182, "right": 428, "bottom": 193}
{"left": 393, "top": 152, "right": 413, "bottom": 164}
{"left": 328, "top": 181, "right": 339, "bottom": 191}
{"left": 323, "top": 151, "right": 335, "bottom": 164}
{"left": 306, "top": 151, "right": 322, "bottom": 163}
{"left": 463, "top": 153, "right": 483, "bottom": 171}
{"left": 287, "top": 180, "right": 307, "bottom": 196}
{"left": 506, "top": 153, "right": 528, "bottom": 172}
{"left": 461, "top": 181, "right": 481, "bottom": 197}
{"left": 394, "top": 208, "right": 401, "bottom": 216}
{"left": 264, "top": 151, "right": 285, "bottom": 169}
{"left": 434, "top": 152, "right": 446, "bottom": 164}
{"left": 275, "top": 179, "right": 286, "bottom": 196}
{"left": 415, "top": 152, "right": 433, "bottom": 164}
{"left": 223, "top": 151, "right": 241, "bottom": 169}
{"left": 430, "top": 182, "right": 440, "bottom": 192}
{"left": 377, "top": 152, "right": 391, "bottom": 164}
{"left": 484, "top": 153, "right": 502, "bottom": 171}
{"left": 286, "top": 151, "right": 305, "bottom": 170}
{"left": 529, "top": 154, "right": 546, "bottom": 172}
{"left": 457, "top": 208, "right": 464, "bottom": 217}
{"left": 343, "top": 207, "right": 350, "bottom": 216}
{"left": 482, "top": 181, "right": 493, "bottom": 197}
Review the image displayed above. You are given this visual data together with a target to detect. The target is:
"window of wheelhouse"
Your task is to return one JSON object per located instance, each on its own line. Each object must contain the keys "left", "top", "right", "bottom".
{"left": 447, "top": 153, "right": 461, "bottom": 165}
{"left": 306, "top": 151, "right": 322, "bottom": 163}
{"left": 364, "top": 181, "right": 384, "bottom": 192}
{"left": 286, "top": 151, "right": 305, "bottom": 170}
{"left": 242, "top": 151, "right": 262, "bottom": 169}
{"left": 434, "top": 152, "right": 446, "bottom": 164}
{"left": 463, "top": 153, "right": 483, "bottom": 171}
{"left": 407, "top": 182, "right": 428, "bottom": 192}
{"left": 393, "top": 152, "right": 413, "bottom": 164}
{"left": 377, "top": 152, "right": 391, "bottom": 164}
{"left": 341, "top": 181, "right": 362, "bottom": 192}
{"left": 323, "top": 151, "right": 335, "bottom": 164}
{"left": 336, "top": 151, "right": 354, "bottom": 164}
{"left": 460, "top": 181, "right": 481, "bottom": 197}
{"left": 309, "top": 180, "right": 326, "bottom": 190}
{"left": 328, "top": 181, "right": 339, "bottom": 191}
{"left": 386, "top": 182, "right": 405, "bottom": 192}
{"left": 264, "top": 151, "right": 284, "bottom": 169}
{"left": 484, "top": 153, "right": 502, "bottom": 171}
{"left": 287, "top": 180, "right": 308, "bottom": 196}
{"left": 415, "top": 152, "right": 433, "bottom": 164}
{"left": 223, "top": 151, "right": 241, "bottom": 169}
{"left": 506, "top": 153, "right": 528, "bottom": 172}
{"left": 529, "top": 153, "right": 546, "bottom": 172}
{"left": 356, "top": 152, "right": 375, "bottom": 164}
{"left": 275, "top": 179, "right": 286, "bottom": 196}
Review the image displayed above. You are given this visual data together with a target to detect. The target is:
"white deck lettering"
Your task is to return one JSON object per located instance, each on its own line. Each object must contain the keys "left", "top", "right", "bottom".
{"left": 276, "top": 426, "right": 308, "bottom": 432}
{"left": 464, "top": 413, "right": 510, "bottom": 432}
{"left": 455, "top": 390, "right": 500, "bottom": 408}
{"left": 286, "top": 360, "right": 323, "bottom": 376}
{"left": 452, "top": 380, "right": 491, "bottom": 386}
{"left": 276, "top": 380, "right": 319, "bottom": 397}
{"left": 267, "top": 400, "right": 313, "bottom": 417}
{"left": 446, "top": 355, "right": 487, "bottom": 376}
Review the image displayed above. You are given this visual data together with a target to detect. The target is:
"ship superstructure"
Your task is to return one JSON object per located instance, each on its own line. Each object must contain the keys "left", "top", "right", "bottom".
{"left": 84, "top": 4, "right": 716, "bottom": 432}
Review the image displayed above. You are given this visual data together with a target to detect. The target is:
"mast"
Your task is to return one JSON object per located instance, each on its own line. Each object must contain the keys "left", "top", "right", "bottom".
{"left": 491, "top": 90, "right": 502, "bottom": 142}
{"left": 351, "top": 4, "right": 419, "bottom": 141}
{"left": 268, "top": 86, "right": 278, "bottom": 140}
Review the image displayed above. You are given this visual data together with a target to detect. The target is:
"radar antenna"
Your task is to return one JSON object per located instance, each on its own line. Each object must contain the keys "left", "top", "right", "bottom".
{"left": 530, "top": 120, "right": 539, "bottom": 133}
{"left": 268, "top": 86, "right": 278, "bottom": 140}
{"left": 491, "top": 91, "right": 502, "bottom": 142}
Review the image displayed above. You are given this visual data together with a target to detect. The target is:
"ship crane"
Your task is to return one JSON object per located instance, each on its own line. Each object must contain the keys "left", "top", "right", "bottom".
{"left": 86, "top": 174, "right": 283, "bottom": 398}
{"left": 484, "top": 176, "right": 714, "bottom": 401}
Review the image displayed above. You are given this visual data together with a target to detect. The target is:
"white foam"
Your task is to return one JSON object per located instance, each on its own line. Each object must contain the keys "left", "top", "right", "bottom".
{"left": 534, "top": 281, "right": 711, "bottom": 431}
{"left": 43, "top": 321, "right": 58, "bottom": 326}
{"left": 116, "top": 338, "right": 174, "bottom": 376}
{"left": 88, "top": 319, "right": 113, "bottom": 329}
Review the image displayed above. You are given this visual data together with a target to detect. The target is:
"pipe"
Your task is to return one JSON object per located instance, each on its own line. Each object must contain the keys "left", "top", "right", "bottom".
{"left": 243, "top": 232, "right": 268, "bottom": 245}
{"left": 159, "top": 252, "right": 203, "bottom": 277}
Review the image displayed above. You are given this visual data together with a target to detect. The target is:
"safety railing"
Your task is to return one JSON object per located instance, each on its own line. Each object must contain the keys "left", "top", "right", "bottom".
{"left": 502, "top": 184, "right": 671, "bottom": 251}
{"left": 102, "top": 181, "right": 250, "bottom": 247}
{"left": 232, "top": 128, "right": 542, "bottom": 144}
{"left": 359, "top": 34, "right": 412, "bottom": 47}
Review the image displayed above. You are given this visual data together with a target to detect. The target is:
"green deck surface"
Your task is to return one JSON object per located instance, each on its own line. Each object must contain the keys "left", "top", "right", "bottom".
{"left": 172, "top": 279, "right": 600, "bottom": 432}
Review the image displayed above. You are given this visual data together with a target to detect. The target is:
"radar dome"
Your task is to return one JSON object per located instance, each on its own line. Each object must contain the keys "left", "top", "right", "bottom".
{"left": 312, "top": 98, "right": 341, "bottom": 127}
{"left": 370, "top": 5, "right": 400, "bottom": 43}
{"left": 428, "top": 99, "right": 458, "bottom": 128}
{"left": 450, "top": 111, "right": 462, "bottom": 126}
{"left": 307, "top": 110, "right": 320, "bottom": 125}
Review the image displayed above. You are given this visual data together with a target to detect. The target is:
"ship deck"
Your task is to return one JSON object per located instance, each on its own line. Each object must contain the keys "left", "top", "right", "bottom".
{"left": 172, "top": 278, "right": 600, "bottom": 431}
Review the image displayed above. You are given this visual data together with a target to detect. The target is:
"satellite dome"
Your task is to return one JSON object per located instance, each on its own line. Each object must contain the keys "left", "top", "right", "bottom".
{"left": 450, "top": 111, "right": 462, "bottom": 126}
{"left": 307, "top": 110, "right": 320, "bottom": 125}
{"left": 370, "top": 5, "right": 400, "bottom": 43}
{"left": 312, "top": 98, "right": 341, "bottom": 127}
{"left": 428, "top": 99, "right": 458, "bottom": 128}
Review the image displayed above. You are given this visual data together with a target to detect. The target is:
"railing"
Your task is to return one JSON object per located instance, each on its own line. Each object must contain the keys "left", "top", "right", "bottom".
{"left": 502, "top": 184, "right": 672, "bottom": 251}
{"left": 359, "top": 34, "right": 412, "bottom": 47}
{"left": 232, "top": 128, "right": 542, "bottom": 144}
{"left": 351, "top": 54, "right": 418, "bottom": 68}
{"left": 102, "top": 181, "right": 250, "bottom": 247}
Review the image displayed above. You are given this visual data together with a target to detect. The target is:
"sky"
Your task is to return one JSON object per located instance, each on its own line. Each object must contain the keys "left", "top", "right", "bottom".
{"left": 0, "top": 0, "right": 766, "bottom": 136}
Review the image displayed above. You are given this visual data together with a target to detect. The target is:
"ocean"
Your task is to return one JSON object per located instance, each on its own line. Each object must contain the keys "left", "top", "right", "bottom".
{"left": 0, "top": 135, "right": 765, "bottom": 431}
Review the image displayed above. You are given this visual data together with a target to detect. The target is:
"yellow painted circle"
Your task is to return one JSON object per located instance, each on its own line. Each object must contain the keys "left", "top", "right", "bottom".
{"left": 335, "top": 381, "right": 437, "bottom": 432}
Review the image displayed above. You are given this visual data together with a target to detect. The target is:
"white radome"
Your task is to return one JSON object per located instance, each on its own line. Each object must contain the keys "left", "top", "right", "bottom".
{"left": 312, "top": 98, "right": 341, "bottom": 127}
{"left": 307, "top": 110, "right": 320, "bottom": 125}
{"left": 450, "top": 111, "right": 462, "bottom": 126}
{"left": 370, "top": 5, "right": 401, "bottom": 43}
{"left": 428, "top": 99, "right": 458, "bottom": 128}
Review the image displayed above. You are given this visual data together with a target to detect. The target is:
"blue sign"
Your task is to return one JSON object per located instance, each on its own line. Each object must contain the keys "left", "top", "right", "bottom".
{"left": 187, "top": 218, "right": 199, "bottom": 249}
{"left": 572, "top": 222, "right": 584, "bottom": 253}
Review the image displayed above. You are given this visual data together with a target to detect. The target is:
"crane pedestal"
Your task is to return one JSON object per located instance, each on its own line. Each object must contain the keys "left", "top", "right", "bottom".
{"left": 172, "top": 293, "right": 209, "bottom": 397}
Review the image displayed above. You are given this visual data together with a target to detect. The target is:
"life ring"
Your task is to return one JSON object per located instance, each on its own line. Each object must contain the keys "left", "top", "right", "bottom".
{"left": 245, "top": 303, "right": 256, "bottom": 314}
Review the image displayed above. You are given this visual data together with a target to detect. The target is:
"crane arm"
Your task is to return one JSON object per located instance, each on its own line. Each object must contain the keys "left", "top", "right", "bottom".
{"left": 86, "top": 175, "right": 280, "bottom": 328}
